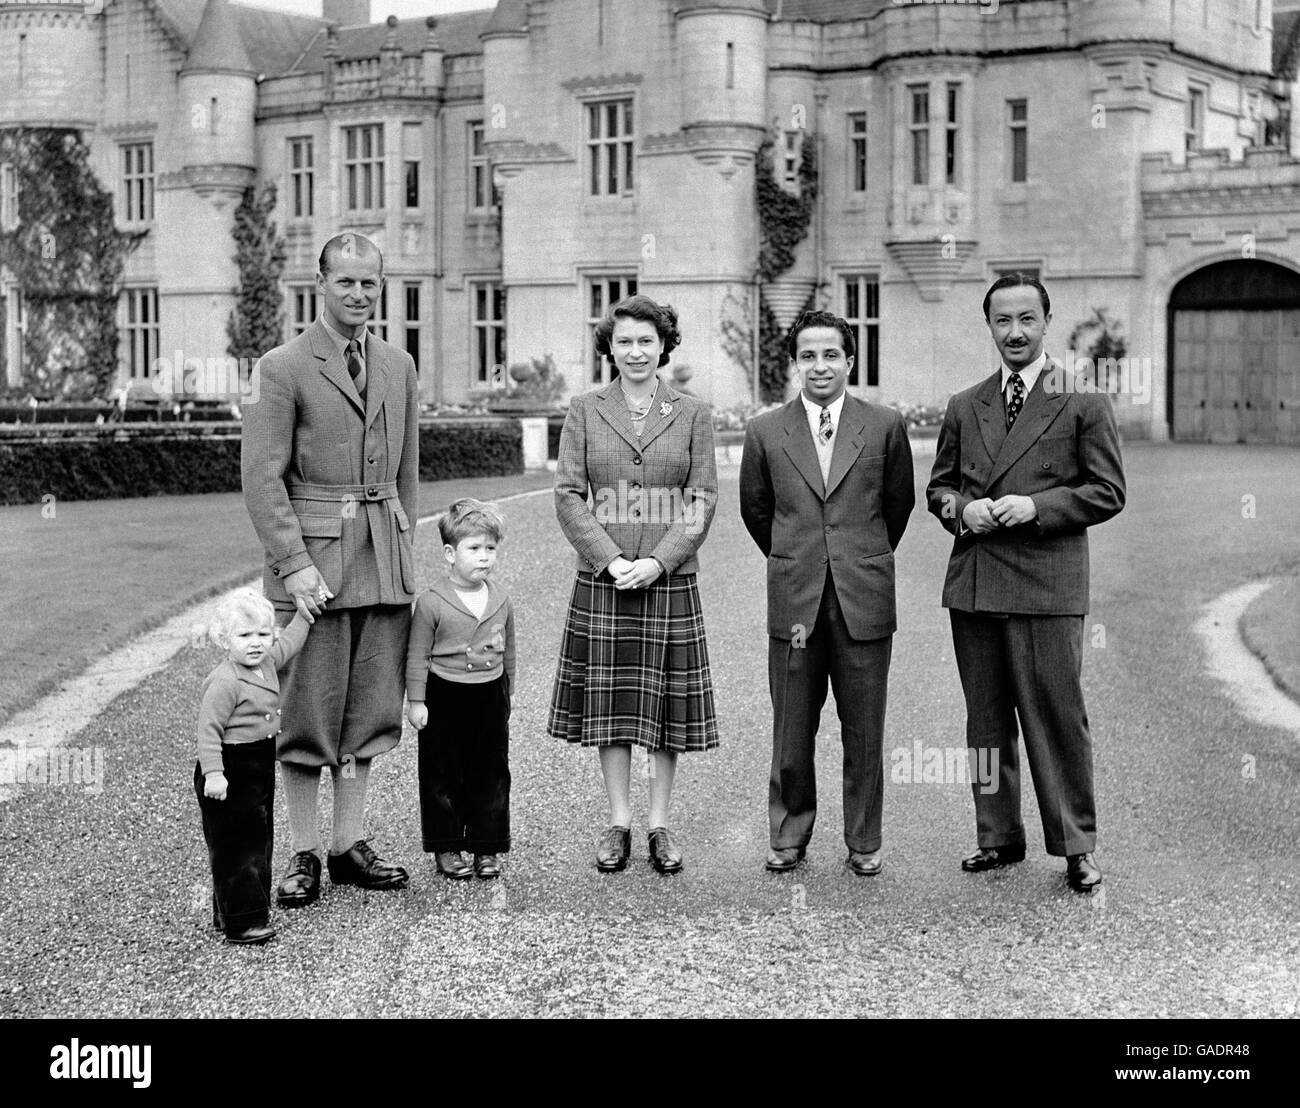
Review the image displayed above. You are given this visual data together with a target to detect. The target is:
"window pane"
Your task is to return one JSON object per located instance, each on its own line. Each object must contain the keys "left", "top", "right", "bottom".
{"left": 845, "top": 280, "right": 859, "bottom": 319}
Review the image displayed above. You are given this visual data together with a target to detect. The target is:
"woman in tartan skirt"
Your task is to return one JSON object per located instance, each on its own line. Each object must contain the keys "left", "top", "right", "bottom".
{"left": 548, "top": 295, "right": 719, "bottom": 874}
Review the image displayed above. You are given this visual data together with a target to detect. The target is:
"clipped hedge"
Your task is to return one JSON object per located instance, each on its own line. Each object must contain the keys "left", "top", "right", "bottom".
{"left": 0, "top": 419, "right": 522, "bottom": 505}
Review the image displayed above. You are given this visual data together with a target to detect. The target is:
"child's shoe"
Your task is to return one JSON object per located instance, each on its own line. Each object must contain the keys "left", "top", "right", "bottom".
{"left": 435, "top": 851, "right": 473, "bottom": 879}
{"left": 474, "top": 853, "right": 502, "bottom": 879}
{"left": 226, "top": 924, "right": 276, "bottom": 945}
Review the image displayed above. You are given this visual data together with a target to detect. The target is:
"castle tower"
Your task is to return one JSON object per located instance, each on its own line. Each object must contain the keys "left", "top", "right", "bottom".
{"left": 0, "top": 2, "right": 102, "bottom": 130}
{"left": 156, "top": 0, "right": 258, "bottom": 395}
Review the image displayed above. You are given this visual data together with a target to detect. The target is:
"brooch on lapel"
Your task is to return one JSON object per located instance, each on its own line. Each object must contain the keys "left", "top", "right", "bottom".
{"left": 660, "top": 402, "right": 672, "bottom": 417}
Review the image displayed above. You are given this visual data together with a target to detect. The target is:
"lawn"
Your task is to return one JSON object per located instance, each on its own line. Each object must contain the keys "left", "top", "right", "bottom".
{"left": 0, "top": 472, "right": 555, "bottom": 724}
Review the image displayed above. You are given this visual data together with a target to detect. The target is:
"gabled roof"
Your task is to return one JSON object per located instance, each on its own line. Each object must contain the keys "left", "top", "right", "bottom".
{"left": 154, "top": 0, "right": 325, "bottom": 77}
{"left": 766, "top": 0, "right": 893, "bottom": 21}
{"left": 289, "top": 11, "right": 494, "bottom": 74}
{"left": 145, "top": 1, "right": 491, "bottom": 80}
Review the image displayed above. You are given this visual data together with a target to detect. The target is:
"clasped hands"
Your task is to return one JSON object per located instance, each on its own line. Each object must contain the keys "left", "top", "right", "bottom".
{"left": 283, "top": 565, "right": 333, "bottom": 622}
{"left": 607, "top": 555, "right": 662, "bottom": 590}
{"left": 962, "top": 494, "right": 1037, "bottom": 534}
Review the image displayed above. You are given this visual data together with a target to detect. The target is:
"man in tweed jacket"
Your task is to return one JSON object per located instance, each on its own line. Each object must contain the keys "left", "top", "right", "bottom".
{"left": 926, "top": 274, "right": 1125, "bottom": 892}
{"left": 740, "top": 311, "right": 915, "bottom": 877}
{"left": 242, "top": 232, "right": 417, "bottom": 905}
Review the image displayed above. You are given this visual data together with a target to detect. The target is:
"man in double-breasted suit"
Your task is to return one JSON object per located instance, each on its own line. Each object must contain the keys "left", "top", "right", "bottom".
{"left": 740, "top": 311, "right": 914, "bottom": 876}
{"left": 926, "top": 274, "right": 1125, "bottom": 892}
{"left": 242, "top": 232, "right": 418, "bottom": 906}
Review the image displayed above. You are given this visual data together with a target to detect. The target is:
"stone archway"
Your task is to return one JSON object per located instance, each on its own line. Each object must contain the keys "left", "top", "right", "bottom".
{"left": 1167, "top": 259, "right": 1300, "bottom": 444}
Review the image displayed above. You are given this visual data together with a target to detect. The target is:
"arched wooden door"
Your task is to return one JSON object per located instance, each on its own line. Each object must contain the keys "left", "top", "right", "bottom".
{"left": 1167, "top": 260, "right": 1300, "bottom": 444}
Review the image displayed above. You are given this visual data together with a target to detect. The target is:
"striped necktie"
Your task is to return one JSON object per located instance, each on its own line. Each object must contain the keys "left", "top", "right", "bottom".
{"left": 818, "top": 406, "right": 833, "bottom": 445}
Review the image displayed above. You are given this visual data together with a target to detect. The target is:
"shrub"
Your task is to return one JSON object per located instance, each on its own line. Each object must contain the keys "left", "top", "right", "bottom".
{"left": 0, "top": 419, "right": 523, "bottom": 505}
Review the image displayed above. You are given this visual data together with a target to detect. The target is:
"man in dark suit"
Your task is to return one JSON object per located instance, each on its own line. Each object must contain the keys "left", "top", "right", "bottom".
{"left": 926, "top": 273, "right": 1126, "bottom": 892}
{"left": 242, "top": 232, "right": 418, "bottom": 906}
{"left": 740, "top": 311, "right": 914, "bottom": 876}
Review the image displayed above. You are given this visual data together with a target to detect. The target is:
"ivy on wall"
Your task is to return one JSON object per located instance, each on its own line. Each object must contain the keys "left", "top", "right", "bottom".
{"left": 754, "top": 134, "right": 818, "bottom": 402}
{"left": 0, "top": 128, "right": 142, "bottom": 400}
{"left": 227, "top": 184, "right": 286, "bottom": 362}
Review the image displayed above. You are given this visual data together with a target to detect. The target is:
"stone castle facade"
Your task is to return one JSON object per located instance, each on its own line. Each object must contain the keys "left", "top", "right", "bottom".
{"left": 3, "top": 0, "right": 1299, "bottom": 442}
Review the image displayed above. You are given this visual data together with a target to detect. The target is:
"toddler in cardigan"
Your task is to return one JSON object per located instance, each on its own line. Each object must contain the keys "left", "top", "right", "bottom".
{"left": 405, "top": 498, "right": 516, "bottom": 880}
{"left": 195, "top": 589, "right": 311, "bottom": 944}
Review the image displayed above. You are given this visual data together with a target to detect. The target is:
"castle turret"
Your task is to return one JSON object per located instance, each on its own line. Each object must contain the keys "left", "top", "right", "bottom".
{"left": 675, "top": 0, "right": 768, "bottom": 135}
{"left": 176, "top": 0, "right": 257, "bottom": 195}
{"left": 0, "top": 2, "right": 102, "bottom": 129}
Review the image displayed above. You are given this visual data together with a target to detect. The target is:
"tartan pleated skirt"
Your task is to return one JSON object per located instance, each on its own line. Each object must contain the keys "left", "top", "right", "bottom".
{"left": 548, "top": 571, "right": 720, "bottom": 753}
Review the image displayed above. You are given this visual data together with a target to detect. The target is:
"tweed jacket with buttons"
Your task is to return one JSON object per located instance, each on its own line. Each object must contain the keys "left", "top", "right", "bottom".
{"left": 195, "top": 615, "right": 310, "bottom": 775}
{"left": 555, "top": 379, "right": 717, "bottom": 576}
{"left": 241, "top": 319, "right": 420, "bottom": 610}
{"left": 405, "top": 576, "right": 516, "bottom": 699}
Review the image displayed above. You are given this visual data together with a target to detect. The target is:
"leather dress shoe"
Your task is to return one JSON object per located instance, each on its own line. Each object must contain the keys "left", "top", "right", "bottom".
{"left": 1067, "top": 852, "right": 1102, "bottom": 891}
{"left": 473, "top": 853, "right": 502, "bottom": 879}
{"left": 435, "top": 851, "right": 474, "bottom": 879}
{"left": 765, "top": 846, "right": 806, "bottom": 873}
{"left": 327, "top": 840, "right": 409, "bottom": 890}
{"left": 596, "top": 826, "right": 631, "bottom": 872}
{"left": 647, "top": 827, "right": 683, "bottom": 875}
{"left": 960, "top": 844, "right": 1026, "bottom": 873}
{"left": 226, "top": 923, "right": 276, "bottom": 945}
{"left": 276, "top": 850, "right": 321, "bottom": 908}
{"left": 847, "top": 849, "right": 883, "bottom": 876}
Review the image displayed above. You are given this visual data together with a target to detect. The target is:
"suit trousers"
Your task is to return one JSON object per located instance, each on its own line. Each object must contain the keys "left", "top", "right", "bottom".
{"left": 949, "top": 609, "right": 1096, "bottom": 856}
{"left": 194, "top": 739, "right": 274, "bottom": 936}
{"left": 768, "top": 570, "right": 892, "bottom": 854}
{"left": 276, "top": 604, "right": 411, "bottom": 768}
{"left": 417, "top": 673, "right": 511, "bottom": 854}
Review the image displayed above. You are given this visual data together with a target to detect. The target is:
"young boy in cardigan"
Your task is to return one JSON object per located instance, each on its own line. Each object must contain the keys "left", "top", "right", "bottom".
{"left": 196, "top": 590, "right": 311, "bottom": 944}
{"left": 405, "top": 499, "right": 515, "bottom": 879}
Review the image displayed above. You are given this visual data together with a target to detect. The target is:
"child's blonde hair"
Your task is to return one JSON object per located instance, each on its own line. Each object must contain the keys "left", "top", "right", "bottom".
{"left": 209, "top": 589, "right": 278, "bottom": 648}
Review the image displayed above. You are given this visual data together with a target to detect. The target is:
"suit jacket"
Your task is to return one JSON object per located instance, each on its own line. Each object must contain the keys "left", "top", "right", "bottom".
{"left": 242, "top": 319, "right": 420, "bottom": 609}
{"left": 739, "top": 393, "right": 915, "bottom": 641}
{"left": 555, "top": 379, "right": 717, "bottom": 575}
{"left": 925, "top": 360, "right": 1126, "bottom": 615}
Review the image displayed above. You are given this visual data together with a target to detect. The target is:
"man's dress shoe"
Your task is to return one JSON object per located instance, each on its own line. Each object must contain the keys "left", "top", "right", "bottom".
{"left": 1067, "top": 852, "right": 1102, "bottom": 891}
{"left": 765, "top": 846, "right": 806, "bottom": 873}
{"left": 226, "top": 924, "right": 276, "bottom": 945}
{"left": 596, "top": 826, "right": 631, "bottom": 872}
{"left": 473, "top": 853, "right": 502, "bottom": 879}
{"left": 846, "top": 850, "right": 883, "bottom": 876}
{"left": 960, "top": 845, "right": 1026, "bottom": 872}
{"left": 276, "top": 850, "right": 321, "bottom": 908}
{"left": 436, "top": 851, "right": 474, "bottom": 879}
{"left": 327, "top": 839, "right": 409, "bottom": 889}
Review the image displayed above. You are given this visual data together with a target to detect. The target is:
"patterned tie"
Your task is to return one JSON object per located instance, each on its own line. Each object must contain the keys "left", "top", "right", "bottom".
{"left": 346, "top": 339, "right": 366, "bottom": 402}
{"left": 818, "top": 406, "right": 833, "bottom": 445}
{"left": 1006, "top": 370, "right": 1025, "bottom": 428}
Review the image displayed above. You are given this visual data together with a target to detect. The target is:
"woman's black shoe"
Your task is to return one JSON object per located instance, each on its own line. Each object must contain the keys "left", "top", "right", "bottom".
{"left": 596, "top": 826, "right": 631, "bottom": 872}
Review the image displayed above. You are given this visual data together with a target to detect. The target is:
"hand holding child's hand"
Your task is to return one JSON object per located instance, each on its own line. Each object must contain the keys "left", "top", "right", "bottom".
{"left": 407, "top": 702, "right": 429, "bottom": 730}
{"left": 204, "top": 772, "right": 228, "bottom": 801}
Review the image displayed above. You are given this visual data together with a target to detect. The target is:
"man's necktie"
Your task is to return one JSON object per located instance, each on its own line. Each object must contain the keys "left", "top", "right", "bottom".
{"left": 818, "top": 406, "right": 833, "bottom": 445}
{"left": 346, "top": 339, "right": 366, "bottom": 402}
{"left": 1006, "top": 370, "right": 1025, "bottom": 428}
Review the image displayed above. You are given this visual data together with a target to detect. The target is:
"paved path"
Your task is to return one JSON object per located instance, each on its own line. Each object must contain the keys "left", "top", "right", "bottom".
{"left": 1, "top": 445, "right": 1297, "bottom": 1017}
